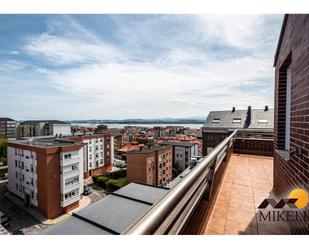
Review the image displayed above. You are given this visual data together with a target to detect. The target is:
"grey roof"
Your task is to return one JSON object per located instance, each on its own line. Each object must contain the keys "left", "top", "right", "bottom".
{"left": 20, "top": 120, "right": 69, "bottom": 125}
{"left": 9, "top": 138, "right": 81, "bottom": 148}
{"left": 128, "top": 145, "right": 170, "bottom": 154}
{"left": 160, "top": 141, "right": 196, "bottom": 148}
{"left": 203, "top": 108, "right": 274, "bottom": 131}
{"left": 0, "top": 117, "right": 15, "bottom": 121}
{"left": 42, "top": 183, "right": 169, "bottom": 235}
{"left": 249, "top": 109, "right": 274, "bottom": 129}
{"left": 203, "top": 110, "right": 248, "bottom": 129}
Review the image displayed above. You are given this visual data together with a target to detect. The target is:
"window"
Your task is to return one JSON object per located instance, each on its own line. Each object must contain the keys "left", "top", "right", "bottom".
{"left": 232, "top": 118, "right": 242, "bottom": 123}
{"left": 65, "top": 176, "right": 79, "bottom": 187}
{"left": 15, "top": 160, "right": 17, "bottom": 167}
{"left": 64, "top": 188, "right": 79, "bottom": 200}
{"left": 21, "top": 162, "right": 24, "bottom": 169}
{"left": 212, "top": 118, "right": 220, "bottom": 123}
{"left": 72, "top": 164, "right": 78, "bottom": 171}
{"left": 285, "top": 67, "right": 292, "bottom": 151}
{"left": 31, "top": 179, "right": 34, "bottom": 186}
{"left": 22, "top": 174, "right": 24, "bottom": 182}
{"left": 277, "top": 53, "right": 292, "bottom": 151}
{"left": 16, "top": 183, "right": 18, "bottom": 190}
{"left": 31, "top": 191, "right": 34, "bottom": 199}
{"left": 31, "top": 166, "right": 34, "bottom": 173}
{"left": 64, "top": 154, "right": 71, "bottom": 160}
{"left": 15, "top": 172, "right": 18, "bottom": 179}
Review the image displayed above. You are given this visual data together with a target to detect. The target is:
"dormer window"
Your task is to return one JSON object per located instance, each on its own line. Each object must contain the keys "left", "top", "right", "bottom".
{"left": 212, "top": 118, "right": 220, "bottom": 123}
{"left": 232, "top": 118, "right": 242, "bottom": 123}
{"left": 258, "top": 119, "right": 268, "bottom": 123}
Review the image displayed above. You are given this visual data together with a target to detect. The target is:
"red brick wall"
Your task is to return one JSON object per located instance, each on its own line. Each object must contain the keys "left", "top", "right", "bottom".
{"left": 233, "top": 139, "right": 273, "bottom": 156}
{"left": 274, "top": 14, "right": 309, "bottom": 234}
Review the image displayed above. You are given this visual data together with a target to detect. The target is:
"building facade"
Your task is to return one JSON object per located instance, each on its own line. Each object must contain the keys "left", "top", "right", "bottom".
{"left": 7, "top": 138, "right": 84, "bottom": 219}
{"left": 19, "top": 120, "right": 71, "bottom": 138}
{"left": 127, "top": 146, "right": 172, "bottom": 186}
{"left": 65, "top": 134, "right": 114, "bottom": 178}
{"left": 160, "top": 141, "right": 198, "bottom": 174}
{"left": 273, "top": 14, "right": 309, "bottom": 234}
{"left": 202, "top": 106, "right": 274, "bottom": 155}
{"left": 0, "top": 118, "right": 16, "bottom": 139}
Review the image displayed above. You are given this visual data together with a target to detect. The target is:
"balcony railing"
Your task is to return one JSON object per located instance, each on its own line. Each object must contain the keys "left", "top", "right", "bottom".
{"left": 122, "top": 130, "right": 238, "bottom": 235}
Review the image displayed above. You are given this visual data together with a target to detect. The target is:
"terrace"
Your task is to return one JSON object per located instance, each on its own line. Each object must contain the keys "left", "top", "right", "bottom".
{"left": 122, "top": 129, "right": 290, "bottom": 235}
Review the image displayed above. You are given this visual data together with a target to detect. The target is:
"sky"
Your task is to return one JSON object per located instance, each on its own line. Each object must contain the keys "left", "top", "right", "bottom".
{"left": 0, "top": 14, "right": 283, "bottom": 120}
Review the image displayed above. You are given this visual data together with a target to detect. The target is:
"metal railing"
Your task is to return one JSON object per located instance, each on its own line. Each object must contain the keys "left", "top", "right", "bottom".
{"left": 236, "top": 129, "right": 273, "bottom": 141}
{"left": 122, "top": 129, "right": 238, "bottom": 235}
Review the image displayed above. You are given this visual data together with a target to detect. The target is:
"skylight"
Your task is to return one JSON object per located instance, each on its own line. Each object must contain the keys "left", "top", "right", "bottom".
{"left": 258, "top": 119, "right": 268, "bottom": 123}
{"left": 212, "top": 118, "right": 220, "bottom": 123}
{"left": 232, "top": 118, "right": 242, "bottom": 123}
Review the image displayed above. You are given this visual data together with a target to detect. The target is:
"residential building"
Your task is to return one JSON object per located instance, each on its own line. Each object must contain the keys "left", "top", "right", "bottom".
{"left": 273, "top": 14, "right": 309, "bottom": 234}
{"left": 127, "top": 146, "right": 172, "bottom": 186}
{"left": 7, "top": 138, "right": 84, "bottom": 219}
{"left": 160, "top": 141, "right": 198, "bottom": 174}
{"left": 19, "top": 120, "right": 71, "bottom": 138}
{"left": 202, "top": 106, "right": 274, "bottom": 155}
{"left": 0, "top": 117, "right": 16, "bottom": 139}
{"left": 64, "top": 134, "right": 114, "bottom": 178}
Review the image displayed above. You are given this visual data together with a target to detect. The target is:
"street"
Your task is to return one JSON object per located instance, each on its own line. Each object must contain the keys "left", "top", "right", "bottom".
{"left": 0, "top": 180, "right": 50, "bottom": 235}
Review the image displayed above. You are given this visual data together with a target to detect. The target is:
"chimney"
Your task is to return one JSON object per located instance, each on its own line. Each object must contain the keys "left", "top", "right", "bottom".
{"left": 264, "top": 105, "right": 269, "bottom": 111}
{"left": 244, "top": 106, "right": 252, "bottom": 128}
{"left": 232, "top": 107, "right": 236, "bottom": 112}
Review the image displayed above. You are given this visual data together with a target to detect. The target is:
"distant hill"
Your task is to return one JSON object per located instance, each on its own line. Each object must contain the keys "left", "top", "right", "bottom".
{"left": 67, "top": 118, "right": 204, "bottom": 124}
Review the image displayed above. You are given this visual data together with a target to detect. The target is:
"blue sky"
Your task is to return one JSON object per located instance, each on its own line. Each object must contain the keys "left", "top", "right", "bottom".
{"left": 0, "top": 14, "right": 283, "bottom": 120}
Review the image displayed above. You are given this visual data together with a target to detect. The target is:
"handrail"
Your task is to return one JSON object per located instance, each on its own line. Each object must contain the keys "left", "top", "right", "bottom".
{"left": 122, "top": 129, "right": 238, "bottom": 235}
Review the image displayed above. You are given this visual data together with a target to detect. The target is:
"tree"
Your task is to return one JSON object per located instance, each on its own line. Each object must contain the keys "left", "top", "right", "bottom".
{"left": 0, "top": 139, "right": 7, "bottom": 164}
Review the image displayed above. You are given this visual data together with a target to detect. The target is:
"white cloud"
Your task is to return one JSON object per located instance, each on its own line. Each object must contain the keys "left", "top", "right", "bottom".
{"left": 24, "top": 33, "right": 123, "bottom": 65}
{"left": 3, "top": 14, "right": 282, "bottom": 119}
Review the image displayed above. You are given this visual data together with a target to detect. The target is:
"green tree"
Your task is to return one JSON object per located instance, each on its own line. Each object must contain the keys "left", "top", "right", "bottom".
{"left": 0, "top": 139, "right": 7, "bottom": 164}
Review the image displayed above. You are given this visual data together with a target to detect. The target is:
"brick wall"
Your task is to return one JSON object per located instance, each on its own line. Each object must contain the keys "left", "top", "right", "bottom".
{"left": 233, "top": 139, "right": 273, "bottom": 156}
{"left": 274, "top": 14, "right": 309, "bottom": 234}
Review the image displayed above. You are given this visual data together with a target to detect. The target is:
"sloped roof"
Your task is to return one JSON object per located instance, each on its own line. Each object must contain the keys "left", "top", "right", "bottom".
{"left": 203, "top": 110, "right": 248, "bottom": 129}
{"left": 0, "top": 117, "right": 15, "bottom": 121}
{"left": 203, "top": 108, "right": 274, "bottom": 130}
{"left": 249, "top": 109, "right": 274, "bottom": 129}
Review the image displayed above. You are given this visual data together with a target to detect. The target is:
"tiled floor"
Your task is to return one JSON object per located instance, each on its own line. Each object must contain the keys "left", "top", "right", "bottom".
{"left": 204, "top": 153, "right": 290, "bottom": 235}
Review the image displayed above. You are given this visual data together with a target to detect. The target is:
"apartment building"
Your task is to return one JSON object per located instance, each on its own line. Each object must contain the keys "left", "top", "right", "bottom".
{"left": 65, "top": 134, "right": 114, "bottom": 178}
{"left": 160, "top": 141, "right": 198, "bottom": 174}
{"left": 7, "top": 138, "right": 84, "bottom": 219}
{"left": 19, "top": 120, "right": 71, "bottom": 138}
{"left": 202, "top": 106, "right": 274, "bottom": 155}
{"left": 0, "top": 117, "right": 16, "bottom": 139}
{"left": 127, "top": 146, "right": 172, "bottom": 186}
{"left": 273, "top": 14, "right": 309, "bottom": 234}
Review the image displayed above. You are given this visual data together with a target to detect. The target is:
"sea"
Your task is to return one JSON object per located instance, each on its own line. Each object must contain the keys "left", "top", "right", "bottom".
{"left": 70, "top": 123, "right": 203, "bottom": 129}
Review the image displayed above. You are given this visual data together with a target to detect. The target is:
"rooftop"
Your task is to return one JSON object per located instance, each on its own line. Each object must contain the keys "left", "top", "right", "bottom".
{"left": 0, "top": 117, "right": 15, "bottom": 121}
{"left": 20, "top": 120, "right": 69, "bottom": 125}
{"left": 8, "top": 138, "right": 81, "bottom": 148}
{"left": 43, "top": 183, "right": 169, "bottom": 235}
{"left": 160, "top": 141, "right": 196, "bottom": 148}
{"left": 203, "top": 107, "right": 274, "bottom": 130}
{"left": 127, "top": 145, "right": 170, "bottom": 154}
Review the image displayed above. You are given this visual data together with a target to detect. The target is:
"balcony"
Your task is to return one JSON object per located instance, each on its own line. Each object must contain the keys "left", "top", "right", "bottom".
{"left": 122, "top": 129, "right": 290, "bottom": 235}
{"left": 203, "top": 153, "right": 290, "bottom": 235}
